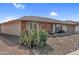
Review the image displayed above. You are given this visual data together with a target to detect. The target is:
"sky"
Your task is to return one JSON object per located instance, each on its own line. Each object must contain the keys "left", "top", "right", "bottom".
{"left": 0, "top": 3, "right": 79, "bottom": 23}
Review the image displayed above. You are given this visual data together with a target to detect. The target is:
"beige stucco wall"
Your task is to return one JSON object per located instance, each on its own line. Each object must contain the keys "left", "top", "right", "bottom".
{"left": 1, "top": 21, "right": 21, "bottom": 36}
{"left": 52, "top": 23, "right": 55, "bottom": 33}
{"left": 67, "top": 25, "right": 75, "bottom": 33}
{"left": 62, "top": 25, "right": 67, "bottom": 32}
{"left": 75, "top": 26, "right": 79, "bottom": 32}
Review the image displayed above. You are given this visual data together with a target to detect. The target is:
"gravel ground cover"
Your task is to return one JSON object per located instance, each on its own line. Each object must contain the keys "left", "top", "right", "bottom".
{"left": 0, "top": 33, "right": 79, "bottom": 55}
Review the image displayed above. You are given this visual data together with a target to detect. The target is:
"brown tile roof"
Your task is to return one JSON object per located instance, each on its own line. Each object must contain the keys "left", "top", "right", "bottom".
{"left": 0, "top": 16, "right": 78, "bottom": 25}
{"left": 20, "top": 16, "right": 76, "bottom": 25}
{"left": 65, "top": 20, "right": 79, "bottom": 25}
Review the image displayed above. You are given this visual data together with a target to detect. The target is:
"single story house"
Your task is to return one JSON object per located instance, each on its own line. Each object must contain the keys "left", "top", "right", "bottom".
{"left": 0, "top": 16, "right": 79, "bottom": 36}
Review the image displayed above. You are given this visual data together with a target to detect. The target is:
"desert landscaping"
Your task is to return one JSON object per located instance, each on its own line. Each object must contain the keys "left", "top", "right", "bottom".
{"left": 47, "top": 33, "right": 79, "bottom": 55}
{"left": 0, "top": 33, "right": 79, "bottom": 55}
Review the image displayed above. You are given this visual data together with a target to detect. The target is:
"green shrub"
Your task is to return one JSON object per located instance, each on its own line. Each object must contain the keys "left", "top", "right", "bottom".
{"left": 20, "top": 30, "right": 47, "bottom": 48}
{"left": 39, "top": 30, "right": 47, "bottom": 47}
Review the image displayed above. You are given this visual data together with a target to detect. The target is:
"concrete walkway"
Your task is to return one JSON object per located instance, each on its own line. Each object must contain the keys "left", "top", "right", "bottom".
{"left": 67, "top": 50, "right": 79, "bottom": 55}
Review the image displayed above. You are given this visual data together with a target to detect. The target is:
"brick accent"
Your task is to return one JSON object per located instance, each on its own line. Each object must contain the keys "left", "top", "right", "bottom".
{"left": 21, "top": 20, "right": 27, "bottom": 35}
{"left": 39, "top": 22, "right": 51, "bottom": 33}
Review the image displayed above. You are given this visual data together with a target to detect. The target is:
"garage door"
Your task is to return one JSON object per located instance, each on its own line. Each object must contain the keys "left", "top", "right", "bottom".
{"left": 75, "top": 26, "right": 79, "bottom": 32}
{"left": 1, "top": 21, "right": 21, "bottom": 36}
{"left": 67, "top": 25, "right": 75, "bottom": 33}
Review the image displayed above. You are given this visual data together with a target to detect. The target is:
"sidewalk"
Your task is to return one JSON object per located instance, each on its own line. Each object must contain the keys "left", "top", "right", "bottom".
{"left": 67, "top": 50, "right": 79, "bottom": 55}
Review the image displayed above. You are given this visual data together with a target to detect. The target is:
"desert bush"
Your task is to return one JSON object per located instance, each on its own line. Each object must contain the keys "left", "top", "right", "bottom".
{"left": 20, "top": 30, "right": 47, "bottom": 48}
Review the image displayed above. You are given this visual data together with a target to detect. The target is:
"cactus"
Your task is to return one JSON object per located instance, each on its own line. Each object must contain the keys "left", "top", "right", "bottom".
{"left": 20, "top": 30, "right": 47, "bottom": 48}
{"left": 39, "top": 30, "right": 47, "bottom": 47}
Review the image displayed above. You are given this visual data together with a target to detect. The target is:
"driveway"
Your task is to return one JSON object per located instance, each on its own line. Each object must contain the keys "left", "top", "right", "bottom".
{"left": 0, "top": 33, "right": 29, "bottom": 55}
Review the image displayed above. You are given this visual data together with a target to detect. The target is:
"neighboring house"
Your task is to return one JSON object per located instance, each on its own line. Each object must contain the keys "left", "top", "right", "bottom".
{"left": 0, "top": 16, "right": 79, "bottom": 36}
{"left": 65, "top": 21, "right": 79, "bottom": 32}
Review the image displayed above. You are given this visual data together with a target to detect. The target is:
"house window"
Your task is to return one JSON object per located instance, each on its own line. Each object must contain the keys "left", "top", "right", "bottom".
{"left": 29, "top": 22, "right": 32, "bottom": 29}
{"left": 33, "top": 23, "right": 37, "bottom": 30}
{"left": 26, "top": 22, "right": 39, "bottom": 31}
{"left": 26, "top": 22, "right": 30, "bottom": 30}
